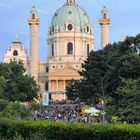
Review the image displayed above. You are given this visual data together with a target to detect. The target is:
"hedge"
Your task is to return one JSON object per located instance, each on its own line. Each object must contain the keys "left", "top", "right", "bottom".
{"left": 0, "top": 119, "right": 140, "bottom": 140}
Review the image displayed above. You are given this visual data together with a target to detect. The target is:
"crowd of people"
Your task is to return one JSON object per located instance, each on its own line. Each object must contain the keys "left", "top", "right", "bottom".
{"left": 30, "top": 104, "right": 101, "bottom": 123}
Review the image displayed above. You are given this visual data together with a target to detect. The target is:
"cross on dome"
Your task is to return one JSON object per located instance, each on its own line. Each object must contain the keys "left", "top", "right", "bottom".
{"left": 12, "top": 33, "right": 22, "bottom": 44}
{"left": 67, "top": 0, "right": 76, "bottom": 4}
{"left": 15, "top": 33, "right": 19, "bottom": 41}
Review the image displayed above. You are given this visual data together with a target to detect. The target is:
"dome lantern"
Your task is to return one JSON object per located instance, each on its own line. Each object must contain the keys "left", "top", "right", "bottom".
{"left": 67, "top": 0, "right": 76, "bottom": 4}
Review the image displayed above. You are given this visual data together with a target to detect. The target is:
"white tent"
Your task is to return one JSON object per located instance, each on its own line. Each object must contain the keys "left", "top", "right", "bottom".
{"left": 85, "top": 107, "right": 100, "bottom": 114}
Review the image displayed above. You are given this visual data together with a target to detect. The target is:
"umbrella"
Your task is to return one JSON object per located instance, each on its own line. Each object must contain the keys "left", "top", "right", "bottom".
{"left": 85, "top": 107, "right": 100, "bottom": 114}
{"left": 90, "top": 113, "right": 99, "bottom": 117}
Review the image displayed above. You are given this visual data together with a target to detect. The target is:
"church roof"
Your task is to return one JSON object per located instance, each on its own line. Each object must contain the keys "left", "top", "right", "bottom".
{"left": 51, "top": 2, "right": 92, "bottom": 31}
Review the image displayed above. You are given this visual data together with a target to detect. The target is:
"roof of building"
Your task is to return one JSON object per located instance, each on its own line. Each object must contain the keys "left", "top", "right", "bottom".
{"left": 51, "top": 2, "right": 92, "bottom": 31}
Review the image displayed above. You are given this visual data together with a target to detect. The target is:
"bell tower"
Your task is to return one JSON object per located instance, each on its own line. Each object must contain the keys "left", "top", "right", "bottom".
{"left": 99, "top": 6, "right": 110, "bottom": 48}
{"left": 28, "top": 6, "right": 39, "bottom": 83}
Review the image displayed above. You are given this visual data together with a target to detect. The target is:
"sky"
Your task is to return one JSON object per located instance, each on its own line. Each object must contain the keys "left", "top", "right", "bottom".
{"left": 0, "top": 0, "right": 140, "bottom": 62}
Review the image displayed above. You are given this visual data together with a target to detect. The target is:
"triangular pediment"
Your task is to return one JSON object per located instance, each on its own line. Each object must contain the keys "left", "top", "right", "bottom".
{"left": 49, "top": 67, "right": 79, "bottom": 76}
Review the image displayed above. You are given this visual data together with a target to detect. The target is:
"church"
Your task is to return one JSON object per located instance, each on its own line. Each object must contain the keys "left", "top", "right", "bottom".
{"left": 4, "top": 0, "right": 110, "bottom": 101}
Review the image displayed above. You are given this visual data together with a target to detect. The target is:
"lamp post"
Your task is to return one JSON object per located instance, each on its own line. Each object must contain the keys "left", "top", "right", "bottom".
{"left": 101, "top": 100, "right": 105, "bottom": 123}
{"left": 100, "top": 77, "right": 106, "bottom": 123}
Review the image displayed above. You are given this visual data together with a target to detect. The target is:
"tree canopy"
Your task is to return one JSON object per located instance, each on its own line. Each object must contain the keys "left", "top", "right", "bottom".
{"left": 106, "top": 78, "right": 140, "bottom": 123}
{"left": 66, "top": 34, "right": 140, "bottom": 123}
{"left": 0, "top": 61, "right": 39, "bottom": 102}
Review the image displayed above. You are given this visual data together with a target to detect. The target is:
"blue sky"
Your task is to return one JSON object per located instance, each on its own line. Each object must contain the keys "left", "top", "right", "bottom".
{"left": 0, "top": 0, "right": 140, "bottom": 62}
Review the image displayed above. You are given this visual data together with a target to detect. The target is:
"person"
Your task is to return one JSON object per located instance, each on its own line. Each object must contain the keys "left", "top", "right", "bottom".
{"left": 34, "top": 110, "right": 38, "bottom": 121}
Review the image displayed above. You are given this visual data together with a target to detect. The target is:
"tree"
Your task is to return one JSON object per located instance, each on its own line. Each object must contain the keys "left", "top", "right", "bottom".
{"left": 0, "top": 61, "right": 39, "bottom": 102}
{"left": 66, "top": 79, "right": 80, "bottom": 101}
{"left": 66, "top": 33, "right": 140, "bottom": 104}
{"left": 0, "top": 76, "right": 7, "bottom": 98}
{"left": 0, "top": 98, "right": 8, "bottom": 112}
{"left": 106, "top": 78, "right": 140, "bottom": 123}
{"left": 66, "top": 43, "right": 120, "bottom": 103}
{"left": 0, "top": 101, "right": 30, "bottom": 119}
{"left": 67, "top": 49, "right": 107, "bottom": 103}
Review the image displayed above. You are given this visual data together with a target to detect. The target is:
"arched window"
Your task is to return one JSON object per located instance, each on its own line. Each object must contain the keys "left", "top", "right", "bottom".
{"left": 49, "top": 27, "right": 51, "bottom": 34}
{"left": 67, "top": 42, "right": 73, "bottom": 55}
{"left": 45, "top": 82, "right": 48, "bottom": 91}
{"left": 104, "top": 13, "right": 107, "bottom": 19}
{"left": 87, "top": 44, "right": 90, "bottom": 56}
{"left": 13, "top": 50, "right": 18, "bottom": 56}
{"left": 52, "top": 44, "right": 54, "bottom": 56}
{"left": 87, "top": 26, "right": 89, "bottom": 32}
{"left": 52, "top": 25, "right": 54, "bottom": 32}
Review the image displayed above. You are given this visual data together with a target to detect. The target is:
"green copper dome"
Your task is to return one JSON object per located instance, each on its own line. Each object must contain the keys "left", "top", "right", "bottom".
{"left": 51, "top": 3, "right": 92, "bottom": 32}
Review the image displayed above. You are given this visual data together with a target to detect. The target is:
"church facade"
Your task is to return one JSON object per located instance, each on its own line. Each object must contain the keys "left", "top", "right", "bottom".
{"left": 4, "top": 0, "right": 110, "bottom": 101}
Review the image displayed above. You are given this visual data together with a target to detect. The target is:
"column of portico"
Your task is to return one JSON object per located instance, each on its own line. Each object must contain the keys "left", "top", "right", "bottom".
{"left": 63, "top": 80, "right": 66, "bottom": 100}
{"left": 49, "top": 80, "right": 52, "bottom": 100}
{"left": 49, "top": 80, "right": 51, "bottom": 92}
{"left": 56, "top": 80, "right": 59, "bottom": 100}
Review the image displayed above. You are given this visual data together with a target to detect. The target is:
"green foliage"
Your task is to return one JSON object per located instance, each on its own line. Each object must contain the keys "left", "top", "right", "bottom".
{"left": 0, "top": 119, "right": 140, "bottom": 140}
{"left": 0, "top": 76, "right": 7, "bottom": 98}
{"left": 0, "top": 61, "right": 39, "bottom": 102}
{"left": 106, "top": 78, "right": 140, "bottom": 123}
{"left": 67, "top": 34, "right": 140, "bottom": 102}
{"left": 111, "top": 116, "right": 121, "bottom": 124}
{"left": 66, "top": 34, "right": 140, "bottom": 123}
{"left": 66, "top": 79, "right": 80, "bottom": 101}
{"left": 0, "top": 102, "right": 30, "bottom": 119}
{"left": 0, "top": 99, "right": 8, "bottom": 112}
{"left": 30, "top": 102, "right": 43, "bottom": 110}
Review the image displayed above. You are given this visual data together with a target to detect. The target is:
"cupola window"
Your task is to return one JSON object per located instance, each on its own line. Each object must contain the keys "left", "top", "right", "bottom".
{"left": 68, "top": 11, "right": 72, "bottom": 14}
{"left": 52, "top": 25, "right": 54, "bottom": 32}
{"left": 13, "top": 50, "right": 18, "bottom": 56}
{"left": 67, "top": 42, "right": 73, "bottom": 55}
{"left": 67, "top": 24, "right": 73, "bottom": 31}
